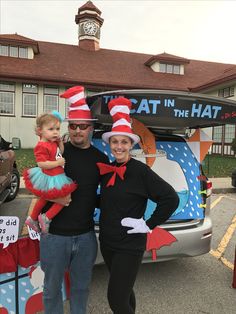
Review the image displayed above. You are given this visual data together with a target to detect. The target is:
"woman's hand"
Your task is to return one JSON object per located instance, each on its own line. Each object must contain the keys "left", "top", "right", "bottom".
{"left": 121, "top": 217, "right": 151, "bottom": 234}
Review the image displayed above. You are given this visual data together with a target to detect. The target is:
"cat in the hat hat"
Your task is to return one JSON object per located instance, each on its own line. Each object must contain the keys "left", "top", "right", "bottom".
{"left": 60, "top": 86, "right": 97, "bottom": 121}
{"left": 102, "top": 96, "right": 140, "bottom": 146}
{"left": 60, "top": 86, "right": 97, "bottom": 149}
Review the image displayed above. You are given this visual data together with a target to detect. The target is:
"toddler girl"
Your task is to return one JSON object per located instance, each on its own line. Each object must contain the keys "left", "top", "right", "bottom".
{"left": 23, "top": 111, "right": 77, "bottom": 233}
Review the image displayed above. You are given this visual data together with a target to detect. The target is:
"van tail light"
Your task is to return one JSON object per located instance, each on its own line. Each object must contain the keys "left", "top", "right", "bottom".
{"left": 206, "top": 180, "right": 212, "bottom": 197}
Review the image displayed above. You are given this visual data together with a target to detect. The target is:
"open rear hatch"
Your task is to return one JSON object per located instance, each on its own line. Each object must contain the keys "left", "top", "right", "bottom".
{"left": 87, "top": 89, "right": 236, "bottom": 130}
{"left": 88, "top": 90, "right": 236, "bottom": 223}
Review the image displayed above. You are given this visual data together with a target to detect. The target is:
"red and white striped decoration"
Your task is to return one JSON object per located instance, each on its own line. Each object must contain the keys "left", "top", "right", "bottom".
{"left": 102, "top": 97, "right": 140, "bottom": 144}
{"left": 60, "top": 86, "right": 96, "bottom": 121}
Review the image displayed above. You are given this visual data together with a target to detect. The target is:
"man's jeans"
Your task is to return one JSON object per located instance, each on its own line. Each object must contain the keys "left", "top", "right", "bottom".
{"left": 40, "top": 231, "right": 98, "bottom": 314}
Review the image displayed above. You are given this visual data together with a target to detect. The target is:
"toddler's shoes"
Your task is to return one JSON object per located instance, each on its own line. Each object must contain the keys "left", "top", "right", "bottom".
{"left": 38, "top": 213, "right": 51, "bottom": 233}
{"left": 25, "top": 216, "right": 41, "bottom": 233}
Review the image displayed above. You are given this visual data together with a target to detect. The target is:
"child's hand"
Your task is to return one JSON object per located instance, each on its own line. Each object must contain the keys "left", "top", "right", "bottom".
{"left": 57, "top": 157, "right": 65, "bottom": 167}
{"left": 57, "top": 137, "right": 64, "bottom": 154}
{"left": 50, "top": 194, "right": 71, "bottom": 206}
{"left": 56, "top": 136, "right": 63, "bottom": 144}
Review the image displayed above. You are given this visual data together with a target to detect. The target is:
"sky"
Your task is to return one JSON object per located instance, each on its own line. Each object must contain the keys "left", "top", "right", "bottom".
{"left": 1, "top": 0, "right": 236, "bottom": 65}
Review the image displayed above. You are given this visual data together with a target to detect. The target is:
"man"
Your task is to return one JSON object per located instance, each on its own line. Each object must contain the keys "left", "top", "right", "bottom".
{"left": 40, "top": 86, "right": 109, "bottom": 314}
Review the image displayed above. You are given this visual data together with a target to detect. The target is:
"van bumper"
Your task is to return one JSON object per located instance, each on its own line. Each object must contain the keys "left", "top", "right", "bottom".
{"left": 94, "top": 216, "right": 212, "bottom": 264}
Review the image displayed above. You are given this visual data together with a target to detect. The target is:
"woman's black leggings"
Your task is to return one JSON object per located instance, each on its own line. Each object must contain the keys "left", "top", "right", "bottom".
{"left": 100, "top": 244, "right": 144, "bottom": 314}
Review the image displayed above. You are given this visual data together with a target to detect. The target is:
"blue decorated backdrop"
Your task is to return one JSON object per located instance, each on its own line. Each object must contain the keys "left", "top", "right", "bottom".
{"left": 92, "top": 138, "right": 204, "bottom": 222}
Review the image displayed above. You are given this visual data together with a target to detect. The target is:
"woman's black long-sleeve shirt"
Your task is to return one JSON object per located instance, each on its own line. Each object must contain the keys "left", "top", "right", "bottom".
{"left": 99, "top": 158, "right": 179, "bottom": 253}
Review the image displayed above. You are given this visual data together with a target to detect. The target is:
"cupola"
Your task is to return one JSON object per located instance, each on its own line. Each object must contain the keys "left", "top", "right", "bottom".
{"left": 75, "top": 1, "right": 104, "bottom": 51}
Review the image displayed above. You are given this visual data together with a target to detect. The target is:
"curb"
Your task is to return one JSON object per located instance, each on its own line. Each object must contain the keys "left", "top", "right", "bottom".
{"left": 18, "top": 188, "right": 31, "bottom": 195}
{"left": 212, "top": 187, "right": 236, "bottom": 194}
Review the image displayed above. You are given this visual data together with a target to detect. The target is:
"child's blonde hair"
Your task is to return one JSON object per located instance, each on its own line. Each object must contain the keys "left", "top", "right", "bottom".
{"left": 35, "top": 113, "right": 61, "bottom": 136}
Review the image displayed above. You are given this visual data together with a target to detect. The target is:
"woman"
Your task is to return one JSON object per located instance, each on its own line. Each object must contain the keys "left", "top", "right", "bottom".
{"left": 97, "top": 97, "right": 179, "bottom": 314}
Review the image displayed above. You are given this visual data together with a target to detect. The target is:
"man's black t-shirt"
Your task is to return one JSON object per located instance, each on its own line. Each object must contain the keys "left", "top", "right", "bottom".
{"left": 44, "top": 142, "right": 108, "bottom": 236}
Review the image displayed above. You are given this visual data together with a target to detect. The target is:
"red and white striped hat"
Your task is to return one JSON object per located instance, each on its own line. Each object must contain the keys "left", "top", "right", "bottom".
{"left": 102, "top": 97, "right": 140, "bottom": 144}
{"left": 60, "top": 86, "right": 97, "bottom": 121}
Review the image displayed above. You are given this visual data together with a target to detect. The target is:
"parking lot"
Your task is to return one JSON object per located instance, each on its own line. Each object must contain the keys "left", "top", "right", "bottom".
{"left": 1, "top": 192, "right": 236, "bottom": 313}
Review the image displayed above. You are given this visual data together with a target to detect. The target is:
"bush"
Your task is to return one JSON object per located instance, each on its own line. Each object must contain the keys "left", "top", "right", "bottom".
{"left": 202, "top": 154, "right": 236, "bottom": 177}
{"left": 15, "top": 149, "right": 36, "bottom": 176}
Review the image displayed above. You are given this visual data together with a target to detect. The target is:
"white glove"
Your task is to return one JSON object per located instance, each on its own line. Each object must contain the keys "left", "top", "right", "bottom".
{"left": 121, "top": 217, "right": 151, "bottom": 234}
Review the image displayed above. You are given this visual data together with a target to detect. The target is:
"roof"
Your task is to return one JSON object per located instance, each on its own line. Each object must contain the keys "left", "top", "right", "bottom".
{"left": 78, "top": 0, "right": 101, "bottom": 15}
{"left": 145, "top": 52, "right": 190, "bottom": 66}
{"left": 0, "top": 34, "right": 235, "bottom": 91}
{"left": 75, "top": 0, "right": 104, "bottom": 25}
{"left": 191, "top": 65, "right": 236, "bottom": 91}
{"left": 0, "top": 34, "right": 39, "bottom": 53}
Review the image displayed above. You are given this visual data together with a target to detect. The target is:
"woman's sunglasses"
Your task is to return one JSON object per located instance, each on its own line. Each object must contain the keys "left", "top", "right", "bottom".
{"left": 69, "top": 123, "right": 91, "bottom": 131}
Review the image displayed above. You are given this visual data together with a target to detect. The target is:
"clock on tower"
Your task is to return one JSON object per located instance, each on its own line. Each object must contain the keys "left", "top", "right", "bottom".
{"left": 83, "top": 21, "right": 98, "bottom": 36}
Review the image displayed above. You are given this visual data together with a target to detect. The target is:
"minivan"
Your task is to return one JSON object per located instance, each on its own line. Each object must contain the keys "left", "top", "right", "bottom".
{"left": 86, "top": 89, "right": 236, "bottom": 263}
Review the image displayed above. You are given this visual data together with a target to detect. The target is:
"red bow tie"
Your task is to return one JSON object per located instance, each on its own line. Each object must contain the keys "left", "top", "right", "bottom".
{"left": 97, "top": 163, "right": 127, "bottom": 187}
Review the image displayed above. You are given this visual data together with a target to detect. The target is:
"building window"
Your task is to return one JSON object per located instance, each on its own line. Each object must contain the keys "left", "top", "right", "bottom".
{"left": 166, "top": 64, "right": 173, "bottom": 73}
{"left": 224, "top": 124, "right": 236, "bottom": 143}
{"left": 44, "top": 86, "right": 58, "bottom": 112}
{"left": 159, "top": 63, "right": 166, "bottom": 72}
{"left": 0, "top": 45, "right": 8, "bottom": 56}
{"left": 19, "top": 47, "right": 28, "bottom": 58}
{"left": 0, "top": 82, "right": 15, "bottom": 115}
{"left": 65, "top": 100, "right": 70, "bottom": 118}
{"left": 218, "top": 86, "right": 234, "bottom": 98}
{"left": 213, "top": 126, "right": 223, "bottom": 142}
{"left": 0, "top": 44, "right": 28, "bottom": 59}
{"left": 9, "top": 46, "right": 18, "bottom": 57}
{"left": 173, "top": 64, "right": 180, "bottom": 74}
{"left": 159, "top": 63, "right": 180, "bottom": 74}
{"left": 61, "top": 86, "right": 74, "bottom": 117}
{"left": 22, "top": 84, "right": 38, "bottom": 116}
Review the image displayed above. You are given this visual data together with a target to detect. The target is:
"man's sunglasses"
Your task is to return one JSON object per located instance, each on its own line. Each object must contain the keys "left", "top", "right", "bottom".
{"left": 69, "top": 123, "right": 92, "bottom": 131}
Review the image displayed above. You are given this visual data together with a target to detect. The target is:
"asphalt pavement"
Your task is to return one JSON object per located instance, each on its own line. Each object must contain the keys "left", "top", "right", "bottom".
{"left": 4, "top": 178, "right": 236, "bottom": 314}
